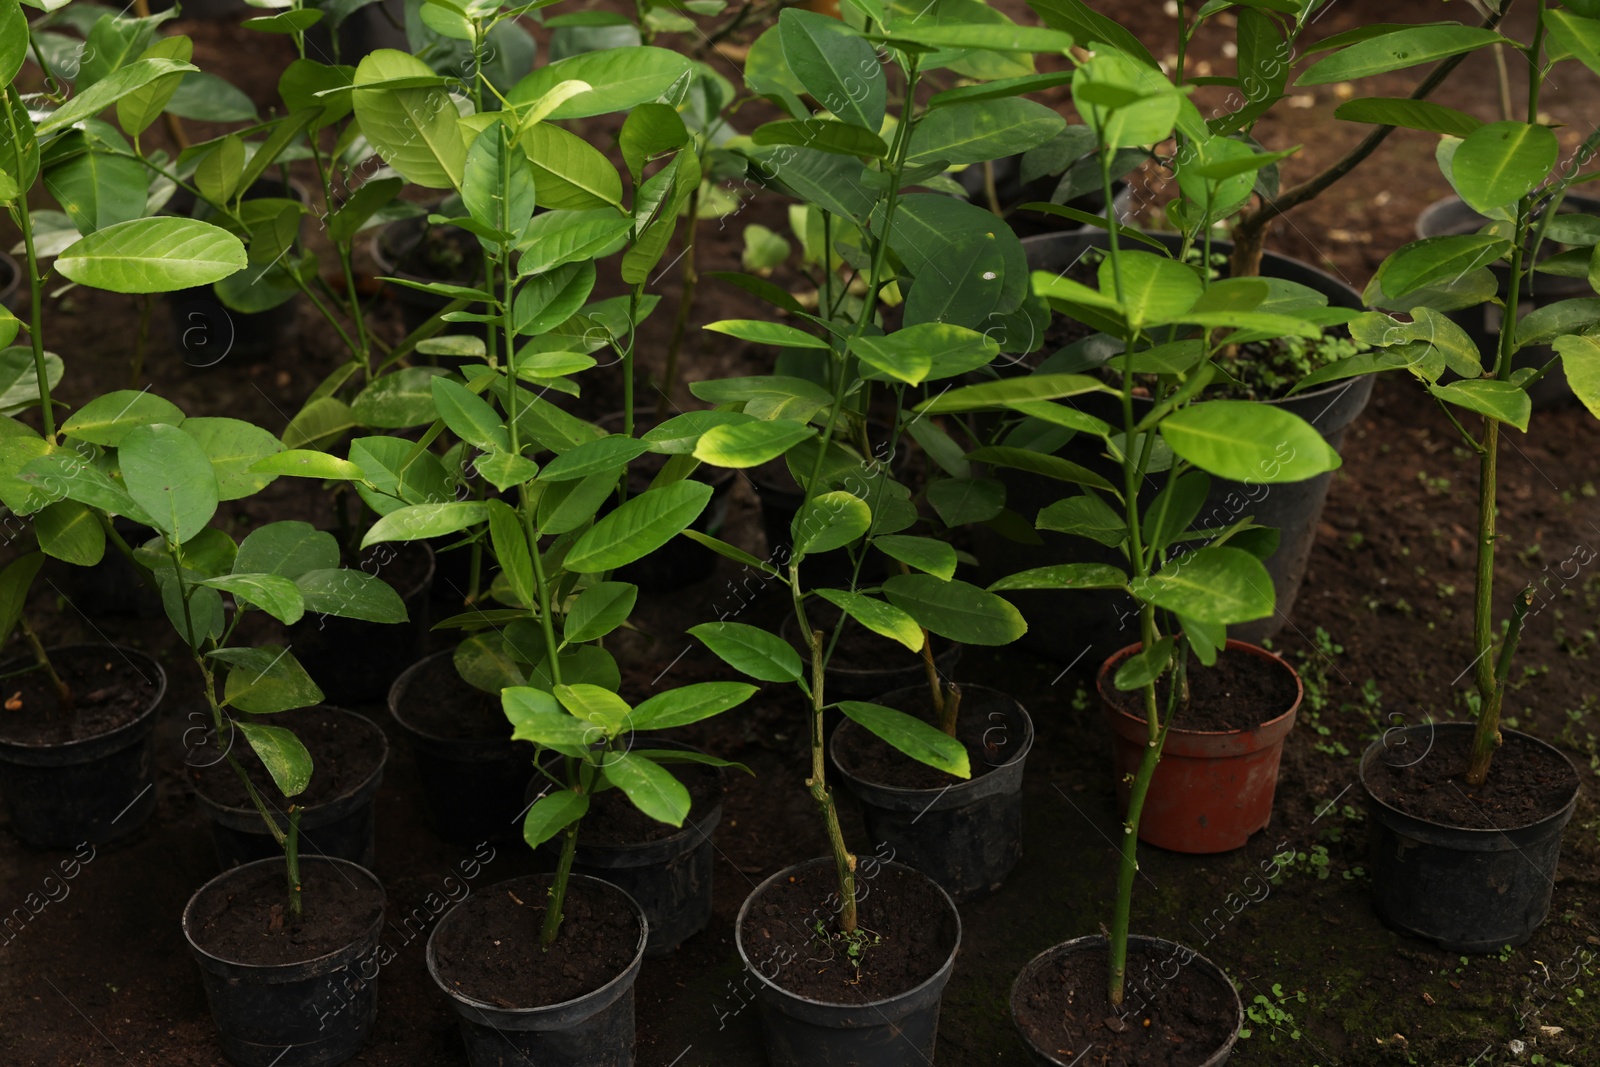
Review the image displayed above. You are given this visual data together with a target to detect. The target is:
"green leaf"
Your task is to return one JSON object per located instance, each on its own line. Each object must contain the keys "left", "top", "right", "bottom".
{"left": 328, "top": 176, "right": 404, "bottom": 244}
{"left": 119, "top": 423, "right": 219, "bottom": 542}
{"left": 166, "top": 71, "right": 259, "bottom": 122}
{"left": 1298, "top": 25, "right": 1505, "bottom": 85}
{"left": 837, "top": 701, "right": 970, "bottom": 778}
{"left": 1070, "top": 50, "right": 1179, "bottom": 151}
{"left": 182, "top": 417, "right": 284, "bottom": 501}
{"left": 619, "top": 102, "right": 690, "bottom": 184}
{"left": 351, "top": 50, "right": 468, "bottom": 190}
{"left": 815, "top": 589, "right": 923, "bottom": 652}
{"left": 1104, "top": 250, "right": 1202, "bottom": 330}
{"left": 234, "top": 521, "right": 339, "bottom": 580}
{"left": 554, "top": 682, "right": 631, "bottom": 736}
{"left": 779, "top": 8, "right": 884, "bottom": 132}
{"left": 601, "top": 751, "right": 691, "bottom": 827}
{"left": 541, "top": 435, "right": 649, "bottom": 482}
{"left": 847, "top": 334, "right": 931, "bottom": 386}
{"left": 989, "top": 563, "right": 1127, "bottom": 592}
{"left": 906, "top": 97, "right": 1064, "bottom": 167}
{"left": 1037, "top": 492, "right": 1128, "bottom": 547}
{"left": 16, "top": 451, "right": 151, "bottom": 525}
{"left": 38, "top": 57, "right": 198, "bottom": 136}
{"left": 1544, "top": 9, "right": 1600, "bottom": 78}
{"left": 693, "top": 419, "right": 815, "bottom": 469}
{"left": 1029, "top": 0, "right": 1159, "bottom": 68}
{"left": 351, "top": 367, "right": 447, "bottom": 429}
{"left": 1130, "top": 545, "right": 1275, "bottom": 625}
{"left": 43, "top": 142, "right": 150, "bottom": 236}
{"left": 752, "top": 118, "right": 888, "bottom": 159}
{"left": 865, "top": 324, "right": 998, "bottom": 383}
{"left": 882, "top": 573, "right": 1026, "bottom": 646}
{"left": 1557, "top": 334, "right": 1600, "bottom": 421}
{"left": 484, "top": 498, "right": 534, "bottom": 609}
{"left": 515, "top": 260, "right": 596, "bottom": 336}
{"left": 202, "top": 573, "right": 305, "bottom": 624}
{"left": 431, "top": 376, "right": 510, "bottom": 453}
{"left": 793, "top": 490, "right": 871, "bottom": 555}
{"left": 35, "top": 500, "right": 104, "bottom": 566}
{"left": 363, "top": 501, "right": 489, "bottom": 546}
{"left": 235, "top": 721, "right": 313, "bottom": 798}
{"left": 689, "top": 620, "right": 804, "bottom": 683}
{"left": 518, "top": 121, "right": 624, "bottom": 210}
{"left": 295, "top": 568, "right": 407, "bottom": 623}
{"left": 874, "top": 534, "right": 957, "bottom": 581}
{"left": 457, "top": 632, "right": 526, "bottom": 693}
{"left": 245, "top": 8, "right": 323, "bottom": 33}
{"left": 251, "top": 450, "right": 367, "bottom": 482}
{"left": 1376, "top": 235, "right": 1513, "bottom": 302}
{"left": 1333, "top": 97, "right": 1483, "bottom": 138}
{"left": 1451, "top": 121, "right": 1558, "bottom": 214}
{"left": 1113, "top": 636, "right": 1174, "bottom": 691}
{"left": 522, "top": 789, "right": 588, "bottom": 848}
{"left": 516, "top": 210, "right": 633, "bottom": 274}
{"left": 1429, "top": 379, "right": 1531, "bottom": 432}
{"left": 507, "top": 46, "right": 692, "bottom": 119}
{"left": 60, "top": 390, "right": 185, "bottom": 446}
{"left": 283, "top": 397, "right": 357, "bottom": 451}
{"left": 563, "top": 581, "right": 637, "bottom": 643}
{"left": 927, "top": 477, "right": 1005, "bottom": 526}
{"left": 1160, "top": 401, "right": 1341, "bottom": 484}
{"left": 214, "top": 645, "right": 325, "bottom": 714}
{"left": 1515, "top": 298, "right": 1600, "bottom": 348}
{"left": 566, "top": 481, "right": 714, "bottom": 573}
{"left": 915, "top": 373, "right": 1107, "bottom": 414}
{"left": 55, "top": 218, "right": 246, "bottom": 294}
{"left": 629, "top": 681, "right": 757, "bottom": 730}
{"left": 0, "top": 552, "right": 43, "bottom": 645}
{"left": 967, "top": 445, "right": 1118, "bottom": 493}
{"left": 705, "top": 319, "right": 829, "bottom": 350}
{"left": 279, "top": 58, "right": 355, "bottom": 130}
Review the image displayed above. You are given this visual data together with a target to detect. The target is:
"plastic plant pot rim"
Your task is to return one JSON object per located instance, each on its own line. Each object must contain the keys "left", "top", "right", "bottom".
{"left": 733, "top": 856, "right": 963, "bottom": 1010}
{"left": 1097, "top": 638, "right": 1302, "bottom": 744}
{"left": 192, "top": 706, "right": 388, "bottom": 822}
{"left": 182, "top": 855, "right": 386, "bottom": 973}
{"left": 829, "top": 685, "right": 1035, "bottom": 801}
{"left": 1358, "top": 721, "right": 1582, "bottom": 837}
{"left": 1009, "top": 933, "right": 1244, "bottom": 1067}
{"left": 425, "top": 872, "right": 648, "bottom": 1020}
{"left": 0, "top": 644, "right": 167, "bottom": 754}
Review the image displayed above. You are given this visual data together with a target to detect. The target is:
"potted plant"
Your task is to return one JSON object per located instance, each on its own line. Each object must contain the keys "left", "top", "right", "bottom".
{"left": 908, "top": 42, "right": 1344, "bottom": 1060}
{"left": 1298, "top": 1, "right": 1600, "bottom": 952}
{"left": 0, "top": 28, "right": 251, "bottom": 846}
{"left": 995, "top": 0, "right": 1511, "bottom": 662}
{"left": 678, "top": 4, "right": 1104, "bottom": 1058}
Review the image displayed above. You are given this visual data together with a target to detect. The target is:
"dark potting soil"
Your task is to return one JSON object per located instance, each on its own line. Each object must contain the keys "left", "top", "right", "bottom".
{"left": 431, "top": 875, "right": 640, "bottom": 1008}
{"left": 1364, "top": 727, "right": 1580, "bottom": 829}
{"left": 739, "top": 861, "right": 957, "bottom": 1003}
{"left": 1012, "top": 941, "right": 1238, "bottom": 1067}
{"left": 191, "top": 708, "right": 384, "bottom": 810}
{"left": 579, "top": 758, "right": 722, "bottom": 847}
{"left": 1105, "top": 647, "right": 1298, "bottom": 733}
{"left": 396, "top": 653, "right": 510, "bottom": 742}
{"left": 0, "top": 647, "right": 156, "bottom": 745}
{"left": 188, "top": 861, "right": 383, "bottom": 966}
{"left": 834, "top": 697, "right": 1005, "bottom": 790}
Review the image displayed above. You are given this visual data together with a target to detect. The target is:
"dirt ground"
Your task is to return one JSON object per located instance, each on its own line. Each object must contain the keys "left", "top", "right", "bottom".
{"left": 3, "top": 1, "right": 1600, "bottom": 1065}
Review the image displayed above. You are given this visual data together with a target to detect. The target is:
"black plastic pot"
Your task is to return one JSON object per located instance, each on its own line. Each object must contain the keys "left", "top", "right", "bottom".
{"left": 534, "top": 741, "right": 724, "bottom": 958}
{"left": 831, "top": 685, "right": 1032, "bottom": 902}
{"left": 1010, "top": 934, "right": 1243, "bottom": 1066}
{"left": 0, "top": 645, "right": 165, "bottom": 848}
{"left": 389, "top": 650, "right": 534, "bottom": 844}
{"left": 169, "top": 179, "right": 307, "bottom": 367}
{"left": 291, "top": 542, "right": 434, "bottom": 707}
{"left": 371, "top": 217, "right": 486, "bottom": 340}
{"left": 1415, "top": 195, "right": 1600, "bottom": 410}
{"left": 194, "top": 708, "right": 388, "bottom": 870}
{"left": 978, "top": 231, "right": 1373, "bottom": 662}
{"left": 1359, "top": 723, "right": 1580, "bottom": 953}
{"left": 427, "top": 873, "right": 647, "bottom": 1066}
{"left": 779, "top": 613, "right": 963, "bottom": 701}
{"left": 734, "top": 857, "right": 961, "bottom": 1066}
{"left": 183, "top": 856, "right": 386, "bottom": 1067}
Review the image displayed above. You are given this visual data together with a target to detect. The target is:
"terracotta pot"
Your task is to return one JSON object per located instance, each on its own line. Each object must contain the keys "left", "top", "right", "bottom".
{"left": 1099, "top": 640, "right": 1301, "bottom": 854}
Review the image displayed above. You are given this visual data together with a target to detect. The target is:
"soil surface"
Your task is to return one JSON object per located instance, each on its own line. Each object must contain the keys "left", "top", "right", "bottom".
{"left": 1104, "top": 647, "right": 1301, "bottom": 734}
{"left": 738, "top": 860, "right": 958, "bottom": 1003}
{"left": 393, "top": 652, "right": 511, "bottom": 742}
{"left": 1012, "top": 941, "right": 1240, "bottom": 1067}
{"left": 0, "top": 647, "right": 159, "bottom": 745}
{"left": 834, "top": 692, "right": 1014, "bottom": 790}
{"left": 187, "top": 860, "right": 383, "bottom": 966}
{"left": 1365, "top": 728, "right": 1581, "bottom": 829}
{"left": 190, "top": 708, "right": 385, "bottom": 810}
{"left": 430, "top": 875, "right": 640, "bottom": 1007}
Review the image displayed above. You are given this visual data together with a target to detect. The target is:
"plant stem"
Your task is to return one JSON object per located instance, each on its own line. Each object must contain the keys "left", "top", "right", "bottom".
{"left": 5, "top": 116, "right": 55, "bottom": 437}
{"left": 542, "top": 821, "right": 580, "bottom": 946}
{"left": 656, "top": 181, "right": 701, "bottom": 421}
{"left": 1225, "top": 1, "right": 1510, "bottom": 278}
{"left": 285, "top": 806, "right": 304, "bottom": 922}
{"left": 19, "top": 619, "right": 70, "bottom": 713}
{"left": 806, "top": 621, "right": 856, "bottom": 934}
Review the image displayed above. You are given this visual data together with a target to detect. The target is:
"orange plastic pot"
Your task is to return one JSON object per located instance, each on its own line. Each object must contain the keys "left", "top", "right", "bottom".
{"left": 1099, "top": 640, "right": 1301, "bottom": 854}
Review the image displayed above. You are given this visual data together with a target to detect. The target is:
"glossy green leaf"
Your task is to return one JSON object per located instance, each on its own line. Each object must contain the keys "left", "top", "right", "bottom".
{"left": 563, "top": 581, "right": 637, "bottom": 644}
{"left": 874, "top": 534, "right": 957, "bottom": 581}
{"left": 1333, "top": 97, "right": 1483, "bottom": 138}
{"left": 689, "top": 620, "right": 804, "bottom": 683}
{"left": 55, "top": 218, "right": 246, "bottom": 294}
{"left": 989, "top": 563, "right": 1127, "bottom": 592}
{"left": 363, "top": 501, "right": 489, "bottom": 546}
{"left": 815, "top": 589, "right": 922, "bottom": 651}
{"left": 566, "top": 481, "right": 713, "bottom": 573}
{"left": 1160, "top": 401, "right": 1340, "bottom": 484}
{"left": 214, "top": 645, "right": 325, "bottom": 714}
{"left": 779, "top": 8, "right": 884, "bottom": 132}
{"left": 202, "top": 573, "right": 305, "bottom": 624}
{"left": 119, "top": 423, "right": 219, "bottom": 542}
{"left": 705, "top": 319, "right": 828, "bottom": 350}
{"left": 182, "top": 417, "right": 284, "bottom": 500}
{"left": 431, "top": 376, "right": 510, "bottom": 453}
{"left": 882, "top": 573, "right": 1026, "bottom": 645}
{"left": 907, "top": 97, "right": 1064, "bottom": 167}
{"left": 629, "top": 681, "right": 757, "bottom": 730}
{"left": 927, "top": 477, "right": 1005, "bottom": 526}
{"left": 837, "top": 701, "right": 970, "bottom": 778}
{"left": 1130, "top": 546, "right": 1275, "bottom": 625}
{"left": 693, "top": 419, "right": 815, "bottom": 469}
{"left": 295, "top": 568, "right": 407, "bottom": 623}
{"left": 507, "top": 46, "right": 693, "bottom": 119}
{"left": 792, "top": 490, "right": 871, "bottom": 555}
{"left": 1298, "top": 25, "right": 1505, "bottom": 85}
{"left": 1429, "top": 379, "right": 1531, "bottom": 432}
{"left": 235, "top": 721, "right": 313, "bottom": 797}
{"left": 0, "top": 552, "right": 42, "bottom": 644}
{"left": 38, "top": 58, "right": 198, "bottom": 136}
{"left": 1451, "top": 121, "right": 1558, "bottom": 214}
{"left": 1113, "top": 636, "right": 1174, "bottom": 691}
{"left": 351, "top": 50, "right": 468, "bottom": 189}
{"left": 752, "top": 118, "right": 888, "bottom": 158}
{"left": 518, "top": 121, "right": 623, "bottom": 210}
{"left": 602, "top": 751, "right": 690, "bottom": 827}
{"left": 522, "top": 789, "right": 588, "bottom": 848}
{"left": 60, "top": 390, "right": 185, "bottom": 446}
{"left": 233, "top": 521, "right": 339, "bottom": 580}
